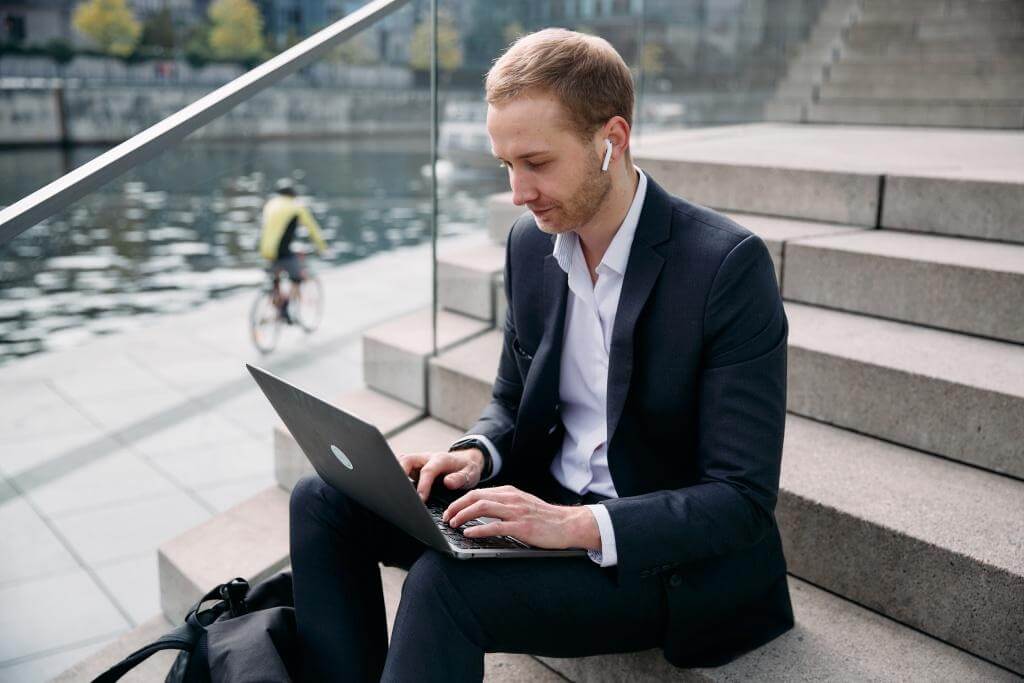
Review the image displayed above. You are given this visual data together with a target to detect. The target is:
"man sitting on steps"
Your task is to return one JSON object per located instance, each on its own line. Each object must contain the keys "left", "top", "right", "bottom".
{"left": 289, "top": 28, "right": 792, "bottom": 681}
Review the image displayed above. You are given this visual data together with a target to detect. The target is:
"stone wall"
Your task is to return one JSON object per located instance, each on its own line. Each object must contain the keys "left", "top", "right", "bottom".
{"left": 0, "top": 83, "right": 433, "bottom": 145}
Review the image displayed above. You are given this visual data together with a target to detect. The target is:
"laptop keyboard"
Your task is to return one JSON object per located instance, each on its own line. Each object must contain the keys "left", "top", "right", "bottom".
{"left": 426, "top": 502, "right": 528, "bottom": 551}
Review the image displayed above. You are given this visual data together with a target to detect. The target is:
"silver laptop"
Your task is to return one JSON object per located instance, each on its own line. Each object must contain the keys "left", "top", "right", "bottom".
{"left": 247, "top": 364, "right": 587, "bottom": 559}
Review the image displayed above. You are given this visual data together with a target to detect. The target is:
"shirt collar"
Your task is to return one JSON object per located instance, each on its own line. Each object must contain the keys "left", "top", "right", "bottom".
{"left": 553, "top": 167, "right": 648, "bottom": 276}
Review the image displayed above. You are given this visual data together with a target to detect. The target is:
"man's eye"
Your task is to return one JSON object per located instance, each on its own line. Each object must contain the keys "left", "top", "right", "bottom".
{"left": 497, "top": 161, "right": 508, "bottom": 169}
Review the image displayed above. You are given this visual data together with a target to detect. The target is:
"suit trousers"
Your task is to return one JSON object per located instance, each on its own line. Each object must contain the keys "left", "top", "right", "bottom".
{"left": 289, "top": 473, "right": 668, "bottom": 682}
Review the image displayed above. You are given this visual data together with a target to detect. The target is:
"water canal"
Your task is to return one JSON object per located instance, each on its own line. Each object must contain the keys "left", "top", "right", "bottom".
{"left": 0, "top": 137, "right": 507, "bottom": 366}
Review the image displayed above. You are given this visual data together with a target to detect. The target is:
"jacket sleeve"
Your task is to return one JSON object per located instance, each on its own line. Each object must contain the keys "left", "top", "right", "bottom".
{"left": 298, "top": 206, "right": 328, "bottom": 254}
{"left": 462, "top": 225, "right": 524, "bottom": 467}
{"left": 602, "top": 233, "right": 788, "bottom": 579}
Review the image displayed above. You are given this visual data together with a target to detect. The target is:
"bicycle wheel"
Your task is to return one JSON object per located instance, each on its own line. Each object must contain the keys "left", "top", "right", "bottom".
{"left": 294, "top": 275, "right": 324, "bottom": 333}
{"left": 250, "top": 288, "right": 281, "bottom": 353}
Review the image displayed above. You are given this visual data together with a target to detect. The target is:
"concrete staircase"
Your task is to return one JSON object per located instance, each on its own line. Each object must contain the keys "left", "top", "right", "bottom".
{"left": 767, "top": 0, "right": 1024, "bottom": 128}
{"left": 61, "top": 122, "right": 1024, "bottom": 679}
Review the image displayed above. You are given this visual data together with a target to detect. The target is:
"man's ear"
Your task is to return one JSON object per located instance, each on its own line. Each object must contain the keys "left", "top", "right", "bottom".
{"left": 600, "top": 116, "right": 631, "bottom": 166}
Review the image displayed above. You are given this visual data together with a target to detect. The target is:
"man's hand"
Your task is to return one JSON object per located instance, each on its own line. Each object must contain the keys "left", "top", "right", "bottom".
{"left": 442, "top": 485, "right": 602, "bottom": 551}
{"left": 398, "top": 448, "right": 486, "bottom": 502}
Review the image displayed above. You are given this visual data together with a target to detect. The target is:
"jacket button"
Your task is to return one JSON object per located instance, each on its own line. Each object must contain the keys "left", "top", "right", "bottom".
{"left": 668, "top": 574, "right": 683, "bottom": 588}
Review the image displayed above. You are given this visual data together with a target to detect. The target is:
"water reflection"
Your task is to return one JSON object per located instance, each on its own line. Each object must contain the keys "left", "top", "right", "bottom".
{"left": 0, "top": 137, "right": 506, "bottom": 365}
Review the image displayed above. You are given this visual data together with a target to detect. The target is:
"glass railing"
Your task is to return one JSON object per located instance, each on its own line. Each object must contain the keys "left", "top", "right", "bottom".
{"left": 0, "top": 0, "right": 831, "bottom": 675}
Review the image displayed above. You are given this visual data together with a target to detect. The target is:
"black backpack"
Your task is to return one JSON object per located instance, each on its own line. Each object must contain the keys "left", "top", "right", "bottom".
{"left": 93, "top": 572, "right": 297, "bottom": 683}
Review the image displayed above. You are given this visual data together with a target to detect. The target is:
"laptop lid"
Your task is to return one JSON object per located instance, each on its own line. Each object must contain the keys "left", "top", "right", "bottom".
{"left": 246, "top": 364, "right": 448, "bottom": 552}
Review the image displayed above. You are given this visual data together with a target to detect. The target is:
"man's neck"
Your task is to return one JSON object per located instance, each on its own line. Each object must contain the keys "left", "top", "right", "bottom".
{"left": 575, "top": 166, "right": 640, "bottom": 275}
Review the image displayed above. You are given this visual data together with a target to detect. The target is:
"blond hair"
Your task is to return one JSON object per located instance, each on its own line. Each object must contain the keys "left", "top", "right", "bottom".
{"left": 485, "top": 28, "right": 634, "bottom": 140}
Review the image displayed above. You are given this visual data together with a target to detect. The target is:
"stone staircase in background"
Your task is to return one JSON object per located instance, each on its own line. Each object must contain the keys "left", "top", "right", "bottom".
{"left": 59, "top": 124, "right": 1024, "bottom": 679}
{"left": 767, "top": 0, "right": 1024, "bottom": 128}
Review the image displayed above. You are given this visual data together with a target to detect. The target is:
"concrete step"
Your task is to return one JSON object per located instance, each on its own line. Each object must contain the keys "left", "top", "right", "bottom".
{"left": 420, "top": 317, "right": 1024, "bottom": 672}
{"left": 721, "top": 212, "right": 865, "bottom": 286}
{"left": 275, "top": 386, "right": 423, "bottom": 491}
{"left": 158, "top": 485, "right": 291, "bottom": 623}
{"left": 841, "top": 39, "right": 1024, "bottom": 60}
{"left": 538, "top": 576, "right": 1015, "bottom": 682}
{"left": 53, "top": 615, "right": 177, "bottom": 683}
{"left": 778, "top": 415, "right": 1024, "bottom": 675}
{"left": 429, "top": 329, "right": 504, "bottom": 430}
{"left": 437, "top": 242, "right": 505, "bottom": 321}
{"left": 846, "top": 22, "right": 1024, "bottom": 45}
{"left": 786, "top": 302, "right": 1024, "bottom": 478}
{"left": 882, "top": 174, "right": 1024, "bottom": 245}
{"left": 859, "top": 0, "right": 1024, "bottom": 20}
{"left": 806, "top": 99, "right": 1024, "bottom": 128}
{"left": 487, "top": 191, "right": 521, "bottom": 246}
{"left": 783, "top": 230, "right": 1024, "bottom": 343}
{"left": 363, "top": 307, "right": 491, "bottom": 408}
{"left": 819, "top": 78, "right": 1024, "bottom": 101}
{"left": 831, "top": 58, "right": 1024, "bottom": 79}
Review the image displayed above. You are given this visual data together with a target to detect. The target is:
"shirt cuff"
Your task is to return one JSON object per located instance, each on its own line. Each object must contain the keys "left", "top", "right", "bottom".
{"left": 453, "top": 434, "right": 503, "bottom": 482}
{"left": 584, "top": 503, "right": 618, "bottom": 567}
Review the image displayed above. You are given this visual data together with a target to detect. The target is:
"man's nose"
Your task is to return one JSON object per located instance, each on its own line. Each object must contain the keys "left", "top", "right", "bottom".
{"left": 509, "top": 171, "right": 538, "bottom": 206}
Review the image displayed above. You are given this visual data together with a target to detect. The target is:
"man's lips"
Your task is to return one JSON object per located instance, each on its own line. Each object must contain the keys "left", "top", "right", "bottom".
{"left": 530, "top": 206, "right": 555, "bottom": 215}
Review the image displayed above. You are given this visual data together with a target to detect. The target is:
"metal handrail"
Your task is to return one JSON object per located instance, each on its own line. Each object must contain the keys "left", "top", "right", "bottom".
{"left": 0, "top": 0, "right": 410, "bottom": 247}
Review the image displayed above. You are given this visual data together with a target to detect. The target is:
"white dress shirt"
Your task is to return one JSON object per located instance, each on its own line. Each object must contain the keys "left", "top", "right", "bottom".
{"left": 460, "top": 168, "right": 648, "bottom": 568}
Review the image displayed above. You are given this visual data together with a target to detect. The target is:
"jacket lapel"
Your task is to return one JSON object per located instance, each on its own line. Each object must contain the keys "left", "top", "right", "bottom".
{"left": 606, "top": 178, "right": 673, "bottom": 450}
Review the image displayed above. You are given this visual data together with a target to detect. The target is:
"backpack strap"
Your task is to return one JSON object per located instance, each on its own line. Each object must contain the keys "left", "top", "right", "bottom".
{"left": 91, "top": 621, "right": 201, "bottom": 683}
{"left": 92, "top": 579, "right": 249, "bottom": 683}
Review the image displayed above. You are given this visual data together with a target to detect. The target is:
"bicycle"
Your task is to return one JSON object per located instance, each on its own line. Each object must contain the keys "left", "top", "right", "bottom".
{"left": 250, "top": 252, "right": 324, "bottom": 353}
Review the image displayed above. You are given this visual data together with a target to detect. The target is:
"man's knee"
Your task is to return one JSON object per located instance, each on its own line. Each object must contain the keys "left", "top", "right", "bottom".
{"left": 400, "top": 551, "right": 487, "bottom": 647}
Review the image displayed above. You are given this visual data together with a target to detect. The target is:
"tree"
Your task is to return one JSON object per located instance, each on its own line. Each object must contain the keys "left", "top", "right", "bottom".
{"left": 502, "top": 21, "right": 524, "bottom": 46}
{"left": 409, "top": 11, "right": 463, "bottom": 73}
{"left": 140, "top": 7, "right": 176, "bottom": 53}
{"left": 72, "top": 0, "right": 141, "bottom": 57}
{"left": 207, "top": 0, "right": 265, "bottom": 62}
{"left": 330, "top": 31, "right": 377, "bottom": 65}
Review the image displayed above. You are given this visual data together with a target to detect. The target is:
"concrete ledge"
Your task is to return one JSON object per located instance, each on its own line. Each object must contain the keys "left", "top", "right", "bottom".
{"left": 428, "top": 330, "right": 503, "bottom": 430}
{"left": 786, "top": 302, "right": 1024, "bottom": 478}
{"left": 784, "top": 230, "right": 1024, "bottom": 342}
{"left": 274, "top": 387, "right": 423, "bottom": 491}
{"left": 487, "top": 192, "right": 523, "bottom": 246}
{"left": 538, "top": 577, "right": 1015, "bottom": 682}
{"left": 883, "top": 175, "right": 1024, "bottom": 244}
{"left": 635, "top": 157, "right": 880, "bottom": 227}
{"left": 722, "top": 212, "right": 865, "bottom": 286}
{"left": 438, "top": 243, "right": 506, "bottom": 321}
{"left": 806, "top": 100, "right": 1024, "bottom": 128}
{"left": 157, "top": 486, "right": 290, "bottom": 623}
{"left": 779, "top": 415, "right": 1024, "bottom": 675}
{"left": 362, "top": 307, "right": 491, "bottom": 408}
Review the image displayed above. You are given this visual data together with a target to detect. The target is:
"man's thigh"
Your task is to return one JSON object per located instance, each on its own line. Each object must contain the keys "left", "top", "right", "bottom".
{"left": 406, "top": 550, "right": 668, "bottom": 657}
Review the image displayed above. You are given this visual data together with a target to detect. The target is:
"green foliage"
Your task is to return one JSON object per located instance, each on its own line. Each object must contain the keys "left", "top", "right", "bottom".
{"left": 409, "top": 11, "right": 463, "bottom": 73}
{"left": 140, "top": 7, "right": 176, "bottom": 52}
{"left": 46, "top": 39, "right": 75, "bottom": 64}
{"left": 330, "top": 31, "right": 378, "bottom": 65}
{"left": 207, "top": 0, "right": 265, "bottom": 61}
{"left": 72, "top": 0, "right": 142, "bottom": 57}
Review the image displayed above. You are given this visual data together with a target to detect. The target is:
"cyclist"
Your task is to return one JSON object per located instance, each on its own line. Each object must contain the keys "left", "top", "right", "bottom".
{"left": 259, "top": 179, "right": 327, "bottom": 324}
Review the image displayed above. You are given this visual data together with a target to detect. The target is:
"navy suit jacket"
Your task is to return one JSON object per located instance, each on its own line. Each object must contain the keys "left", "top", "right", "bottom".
{"left": 467, "top": 175, "right": 793, "bottom": 667}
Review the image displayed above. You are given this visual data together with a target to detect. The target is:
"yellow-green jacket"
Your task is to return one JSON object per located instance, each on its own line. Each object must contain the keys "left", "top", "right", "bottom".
{"left": 259, "top": 194, "right": 327, "bottom": 260}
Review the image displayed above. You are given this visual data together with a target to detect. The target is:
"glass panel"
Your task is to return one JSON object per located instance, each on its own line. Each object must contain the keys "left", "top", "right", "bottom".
{"left": 0, "top": 0, "right": 437, "bottom": 667}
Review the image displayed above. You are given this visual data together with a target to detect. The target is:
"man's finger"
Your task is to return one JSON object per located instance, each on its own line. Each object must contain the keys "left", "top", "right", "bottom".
{"left": 443, "top": 488, "right": 519, "bottom": 522}
{"left": 462, "top": 520, "right": 517, "bottom": 539}
{"left": 397, "top": 452, "right": 430, "bottom": 478}
{"left": 416, "top": 455, "right": 459, "bottom": 501}
{"left": 443, "top": 467, "right": 474, "bottom": 490}
{"left": 448, "top": 499, "right": 514, "bottom": 529}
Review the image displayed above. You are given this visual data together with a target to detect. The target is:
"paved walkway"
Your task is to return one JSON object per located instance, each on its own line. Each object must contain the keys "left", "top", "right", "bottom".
{"left": 0, "top": 233, "right": 485, "bottom": 682}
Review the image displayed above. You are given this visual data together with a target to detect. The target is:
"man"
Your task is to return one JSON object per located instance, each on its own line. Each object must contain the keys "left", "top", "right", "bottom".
{"left": 259, "top": 179, "right": 327, "bottom": 322}
{"left": 289, "top": 28, "right": 791, "bottom": 681}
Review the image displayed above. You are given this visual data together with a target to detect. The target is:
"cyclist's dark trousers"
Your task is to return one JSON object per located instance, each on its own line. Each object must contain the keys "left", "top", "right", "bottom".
{"left": 272, "top": 255, "right": 303, "bottom": 282}
{"left": 289, "top": 473, "right": 668, "bottom": 682}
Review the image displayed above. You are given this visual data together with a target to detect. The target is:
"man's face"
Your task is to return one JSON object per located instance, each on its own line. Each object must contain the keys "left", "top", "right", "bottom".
{"left": 486, "top": 93, "right": 610, "bottom": 234}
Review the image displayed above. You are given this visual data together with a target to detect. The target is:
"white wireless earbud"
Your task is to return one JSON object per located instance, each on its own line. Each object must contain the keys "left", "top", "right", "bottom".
{"left": 601, "top": 139, "right": 613, "bottom": 172}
